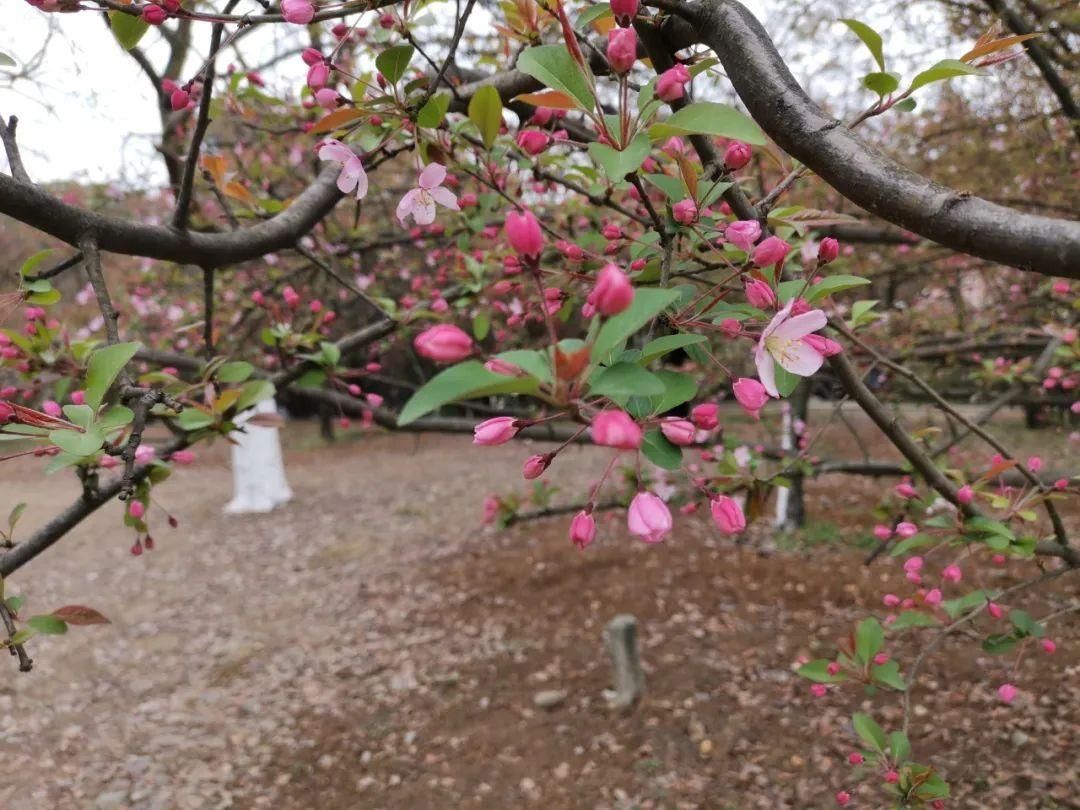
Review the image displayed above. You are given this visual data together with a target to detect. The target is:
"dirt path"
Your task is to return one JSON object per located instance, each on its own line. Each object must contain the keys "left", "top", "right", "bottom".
{"left": 0, "top": 425, "right": 1077, "bottom": 809}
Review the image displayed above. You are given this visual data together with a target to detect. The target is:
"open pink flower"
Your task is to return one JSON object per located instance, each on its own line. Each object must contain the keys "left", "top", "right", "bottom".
{"left": 317, "top": 139, "right": 368, "bottom": 200}
{"left": 396, "top": 163, "right": 459, "bottom": 226}
{"left": 754, "top": 299, "right": 828, "bottom": 397}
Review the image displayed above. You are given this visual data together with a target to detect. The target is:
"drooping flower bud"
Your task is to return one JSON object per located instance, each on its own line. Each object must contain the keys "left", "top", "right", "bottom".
{"left": 588, "top": 264, "right": 634, "bottom": 316}
{"left": 281, "top": 0, "right": 315, "bottom": 24}
{"left": 817, "top": 236, "right": 839, "bottom": 264}
{"left": 606, "top": 27, "right": 637, "bottom": 75}
{"left": 751, "top": 236, "right": 791, "bottom": 268}
{"left": 473, "top": 416, "right": 520, "bottom": 446}
{"left": 723, "top": 141, "right": 751, "bottom": 170}
{"left": 569, "top": 510, "right": 596, "bottom": 549}
{"left": 609, "top": 0, "right": 639, "bottom": 26}
{"left": 505, "top": 210, "right": 544, "bottom": 259}
{"left": 627, "top": 491, "right": 672, "bottom": 543}
{"left": 733, "top": 377, "right": 770, "bottom": 417}
{"left": 591, "top": 410, "right": 642, "bottom": 450}
{"left": 414, "top": 324, "right": 474, "bottom": 363}
{"left": 710, "top": 495, "right": 746, "bottom": 535}
{"left": 656, "top": 64, "right": 691, "bottom": 102}
{"left": 744, "top": 278, "right": 776, "bottom": 309}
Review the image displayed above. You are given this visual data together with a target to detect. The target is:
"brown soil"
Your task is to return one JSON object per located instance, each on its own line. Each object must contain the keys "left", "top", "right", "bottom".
{"left": 1, "top": 413, "right": 1078, "bottom": 810}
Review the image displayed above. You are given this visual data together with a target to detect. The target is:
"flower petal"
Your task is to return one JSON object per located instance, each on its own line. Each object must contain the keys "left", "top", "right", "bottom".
{"left": 774, "top": 339, "right": 825, "bottom": 377}
{"left": 428, "top": 186, "right": 459, "bottom": 211}
{"left": 344, "top": 157, "right": 368, "bottom": 199}
{"left": 411, "top": 193, "right": 437, "bottom": 225}
{"left": 318, "top": 140, "right": 354, "bottom": 164}
{"left": 760, "top": 297, "right": 795, "bottom": 340}
{"left": 418, "top": 162, "right": 446, "bottom": 189}
{"left": 772, "top": 309, "right": 827, "bottom": 341}
{"left": 755, "top": 343, "right": 779, "bottom": 397}
{"left": 336, "top": 168, "right": 357, "bottom": 195}
{"left": 396, "top": 188, "right": 421, "bottom": 225}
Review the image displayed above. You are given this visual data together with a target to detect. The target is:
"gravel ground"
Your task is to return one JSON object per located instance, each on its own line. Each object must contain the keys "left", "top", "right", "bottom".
{"left": 0, "top": 429, "right": 610, "bottom": 809}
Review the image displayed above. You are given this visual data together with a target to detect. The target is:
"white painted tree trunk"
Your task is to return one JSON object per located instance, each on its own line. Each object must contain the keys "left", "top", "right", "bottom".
{"left": 224, "top": 398, "right": 293, "bottom": 514}
{"left": 774, "top": 401, "right": 792, "bottom": 528}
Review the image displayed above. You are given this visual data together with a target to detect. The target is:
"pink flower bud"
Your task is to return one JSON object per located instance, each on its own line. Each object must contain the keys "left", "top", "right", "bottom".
{"left": 847, "top": 752, "right": 863, "bottom": 765}
{"left": 414, "top": 324, "right": 474, "bottom": 363}
{"left": 826, "top": 661, "right": 841, "bottom": 676}
{"left": 885, "top": 770, "right": 899, "bottom": 784}
{"left": 627, "top": 491, "right": 672, "bottom": 543}
{"left": 903, "top": 556, "right": 923, "bottom": 573}
{"left": 835, "top": 791, "right": 851, "bottom": 807}
{"left": 817, "top": 237, "right": 839, "bottom": 264}
{"left": 515, "top": 130, "right": 550, "bottom": 156}
{"left": 473, "top": 416, "right": 520, "bottom": 446}
{"left": 882, "top": 593, "right": 901, "bottom": 607}
{"left": 895, "top": 481, "right": 919, "bottom": 499}
{"left": 725, "top": 220, "right": 761, "bottom": 251}
{"left": 672, "top": 197, "right": 697, "bottom": 224}
{"left": 588, "top": 264, "right": 634, "bottom": 316}
{"left": 315, "top": 87, "right": 339, "bottom": 109}
{"left": 987, "top": 602, "right": 1004, "bottom": 619}
{"left": 802, "top": 334, "right": 843, "bottom": 357}
{"left": 485, "top": 358, "right": 521, "bottom": 376}
{"left": 942, "top": 564, "right": 962, "bottom": 584}
{"left": 606, "top": 27, "right": 637, "bottom": 75}
{"left": 281, "top": 0, "right": 315, "bottom": 24}
{"left": 70, "top": 390, "right": 86, "bottom": 406}
{"left": 128, "top": 501, "right": 145, "bottom": 520}
{"left": 1027, "top": 455, "right": 1043, "bottom": 472}
{"left": 523, "top": 453, "right": 551, "bottom": 479}
{"left": 690, "top": 402, "right": 720, "bottom": 430}
{"left": 569, "top": 510, "right": 596, "bottom": 549}
{"left": 307, "top": 62, "right": 330, "bottom": 89}
{"left": 924, "top": 588, "right": 943, "bottom": 606}
{"left": 751, "top": 236, "right": 791, "bottom": 268}
{"left": 895, "top": 521, "right": 918, "bottom": 538}
{"left": 710, "top": 495, "right": 746, "bottom": 535}
{"left": 997, "top": 683, "right": 1017, "bottom": 704}
{"left": 170, "top": 450, "right": 196, "bottom": 465}
{"left": 744, "top": 278, "right": 776, "bottom": 309}
{"left": 609, "top": 0, "right": 639, "bottom": 25}
{"left": 956, "top": 484, "right": 974, "bottom": 504}
{"left": 660, "top": 417, "right": 696, "bottom": 446}
{"left": 505, "top": 210, "right": 544, "bottom": 259}
{"left": 656, "top": 64, "right": 691, "bottom": 102}
{"left": 301, "top": 48, "right": 324, "bottom": 66}
{"left": 1041, "top": 639, "right": 1057, "bottom": 654}
{"left": 723, "top": 141, "right": 752, "bottom": 170}
{"left": 732, "top": 378, "right": 769, "bottom": 418}
{"left": 42, "top": 399, "right": 62, "bottom": 417}
{"left": 170, "top": 88, "right": 190, "bottom": 111}
{"left": 591, "top": 410, "right": 642, "bottom": 450}
{"left": 873, "top": 524, "right": 892, "bottom": 541}
{"left": 810, "top": 683, "right": 827, "bottom": 697}
{"left": 141, "top": 4, "right": 168, "bottom": 25}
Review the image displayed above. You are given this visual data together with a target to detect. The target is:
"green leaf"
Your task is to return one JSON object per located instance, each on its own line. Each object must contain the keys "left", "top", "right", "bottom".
{"left": 805, "top": 274, "right": 872, "bottom": 302}
{"left": 648, "top": 101, "right": 765, "bottom": 145}
{"left": 648, "top": 370, "right": 698, "bottom": 415}
{"left": 889, "top": 610, "right": 939, "bottom": 631}
{"left": 862, "top": 71, "right": 901, "bottom": 96}
{"left": 797, "top": 659, "right": 840, "bottom": 683}
{"left": 588, "top": 362, "right": 665, "bottom": 403}
{"left": 941, "top": 589, "right": 988, "bottom": 620}
{"left": 27, "top": 615, "right": 68, "bottom": 636}
{"left": 640, "top": 333, "right": 707, "bottom": 364}
{"left": 468, "top": 84, "right": 503, "bottom": 149}
{"left": 177, "top": 409, "right": 215, "bottom": 430}
{"left": 376, "top": 44, "right": 415, "bottom": 84}
{"left": 982, "top": 633, "right": 1018, "bottom": 654}
{"left": 27, "top": 288, "right": 61, "bottom": 306}
{"left": 417, "top": 92, "right": 451, "bottom": 128}
{"left": 855, "top": 617, "right": 884, "bottom": 663}
{"left": 591, "top": 287, "right": 682, "bottom": 363}
{"left": 217, "top": 361, "right": 254, "bottom": 383}
{"left": 872, "top": 660, "right": 906, "bottom": 691}
{"left": 1009, "top": 609, "right": 1044, "bottom": 638}
{"left": 109, "top": 11, "right": 150, "bottom": 51}
{"left": 472, "top": 311, "right": 491, "bottom": 341}
{"left": 398, "top": 361, "right": 539, "bottom": 426}
{"left": 641, "top": 429, "right": 683, "bottom": 470}
{"left": 99, "top": 406, "right": 135, "bottom": 430}
{"left": 588, "top": 133, "right": 651, "bottom": 181}
{"left": 48, "top": 428, "right": 105, "bottom": 457}
{"left": 909, "top": 59, "right": 980, "bottom": 92}
{"left": 840, "top": 19, "right": 886, "bottom": 71}
{"left": 234, "top": 380, "right": 275, "bottom": 413}
{"left": 318, "top": 341, "right": 341, "bottom": 368}
{"left": 85, "top": 342, "right": 140, "bottom": 410}
{"left": 516, "top": 45, "right": 595, "bottom": 112}
{"left": 62, "top": 404, "right": 95, "bottom": 430}
{"left": 5, "top": 595, "right": 26, "bottom": 614}
{"left": 19, "top": 249, "right": 53, "bottom": 278}
{"left": 889, "top": 731, "right": 911, "bottom": 764}
{"left": 575, "top": 3, "right": 612, "bottom": 28}
{"left": 772, "top": 366, "right": 802, "bottom": 398}
{"left": 893, "top": 98, "right": 917, "bottom": 112}
{"left": 852, "top": 712, "right": 887, "bottom": 753}
{"left": 644, "top": 172, "right": 688, "bottom": 201}
{"left": 0, "top": 52, "right": 15, "bottom": 69}
{"left": 889, "top": 533, "right": 936, "bottom": 556}
{"left": 8, "top": 502, "right": 26, "bottom": 530}
{"left": 494, "top": 350, "right": 552, "bottom": 384}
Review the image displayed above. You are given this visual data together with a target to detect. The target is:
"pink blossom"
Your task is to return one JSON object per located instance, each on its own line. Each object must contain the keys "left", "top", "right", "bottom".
{"left": 723, "top": 141, "right": 751, "bottom": 170}
{"left": 141, "top": 3, "right": 167, "bottom": 24}
{"left": 1027, "top": 455, "right": 1043, "bottom": 473}
{"left": 42, "top": 400, "right": 61, "bottom": 417}
{"left": 882, "top": 593, "right": 901, "bottom": 607}
{"left": 606, "top": 27, "right": 637, "bottom": 74}
{"left": 732, "top": 378, "right": 768, "bottom": 419}
{"left": 414, "top": 324, "right": 473, "bottom": 362}
{"left": 1041, "top": 638, "right": 1057, "bottom": 654}
{"left": 627, "top": 491, "right": 672, "bottom": 543}
{"left": 817, "top": 237, "right": 839, "bottom": 263}
{"left": 744, "top": 278, "right": 776, "bottom": 309}
{"left": 835, "top": 791, "right": 851, "bottom": 807}
{"left": 591, "top": 410, "right": 642, "bottom": 450}
{"left": 802, "top": 334, "right": 843, "bottom": 357}
{"left": 569, "top": 510, "right": 596, "bottom": 549}
{"left": 810, "top": 683, "right": 827, "bottom": 697}
{"left": 752, "top": 236, "right": 791, "bottom": 268}
{"left": 318, "top": 139, "right": 368, "bottom": 200}
{"left": 690, "top": 402, "right": 720, "bottom": 430}
{"left": 610, "top": 0, "right": 639, "bottom": 25}
{"left": 895, "top": 521, "right": 918, "bottom": 538}
{"left": 710, "top": 495, "right": 746, "bottom": 535}
{"left": 725, "top": 220, "right": 761, "bottom": 251}
{"left": 482, "top": 495, "right": 499, "bottom": 525}
{"left": 485, "top": 358, "right": 521, "bottom": 376}
{"left": 396, "top": 163, "right": 459, "bottom": 226}
{"left": 169, "top": 450, "right": 196, "bottom": 465}
{"left": 957, "top": 484, "right": 974, "bottom": 504}
{"left": 128, "top": 501, "right": 145, "bottom": 520}
{"left": 505, "top": 210, "right": 544, "bottom": 259}
{"left": 903, "top": 556, "right": 924, "bottom": 573}
{"left": 895, "top": 481, "right": 918, "bottom": 499}
{"left": 660, "top": 417, "right": 696, "bottom": 446}
{"left": 473, "top": 416, "right": 519, "bottom": 446}
{"left": 754, "top": 299, "right": 828, "bottom": 397}
{"left": 588, "top": 264, "right": 634, "bottom": 316}
{"left": 135, "top": 445, "right": 156, "bottom": 463}
{"left": 885, "top": 770, "right": 899, "bottom": 784}
{"left": 516, "top": 130, "right": 550, "bottom": 156}
{"left": 847, "top": 752, "right": 863, "bottom": 765}
{"left": 656, "top": 64, "right": 691, "bottom": 102}
{"left": 70, "top": 390, "right": 86, "bottom": 405}
{"left": 672, "top": 198, "right": 697, "bottom": 224}
{"left": 826, "top": 661, "right": 841, "bottom": 676}
{"left": 523, "top": 453, "right": 550, "bottom": 479}
{"left": 987, "top": 602, "right": 1004, "bottom": 619}
{"left": 942, "top": 564, "right": 962, "bottom": 584}
{"left": 873, "top": 524, "right": 892, "bottom": 540}
{"left": 281, "top": 0, "right": 315, "bottom": 24}
{"left": 997, "top": 683, "right": 1017, "bottom": 704}
{"left": 924, "top": 588, "right": 943, "bottom": 606}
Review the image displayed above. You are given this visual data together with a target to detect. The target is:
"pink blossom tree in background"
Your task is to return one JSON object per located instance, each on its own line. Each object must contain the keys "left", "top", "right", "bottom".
{"left": 1, "top": 0, "right": 1078, "bottom": 805}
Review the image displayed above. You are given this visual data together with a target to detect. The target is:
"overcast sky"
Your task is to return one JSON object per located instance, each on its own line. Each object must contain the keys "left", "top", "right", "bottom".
{"left": 2, "top": 1, "right": 955, "bottom": 187}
